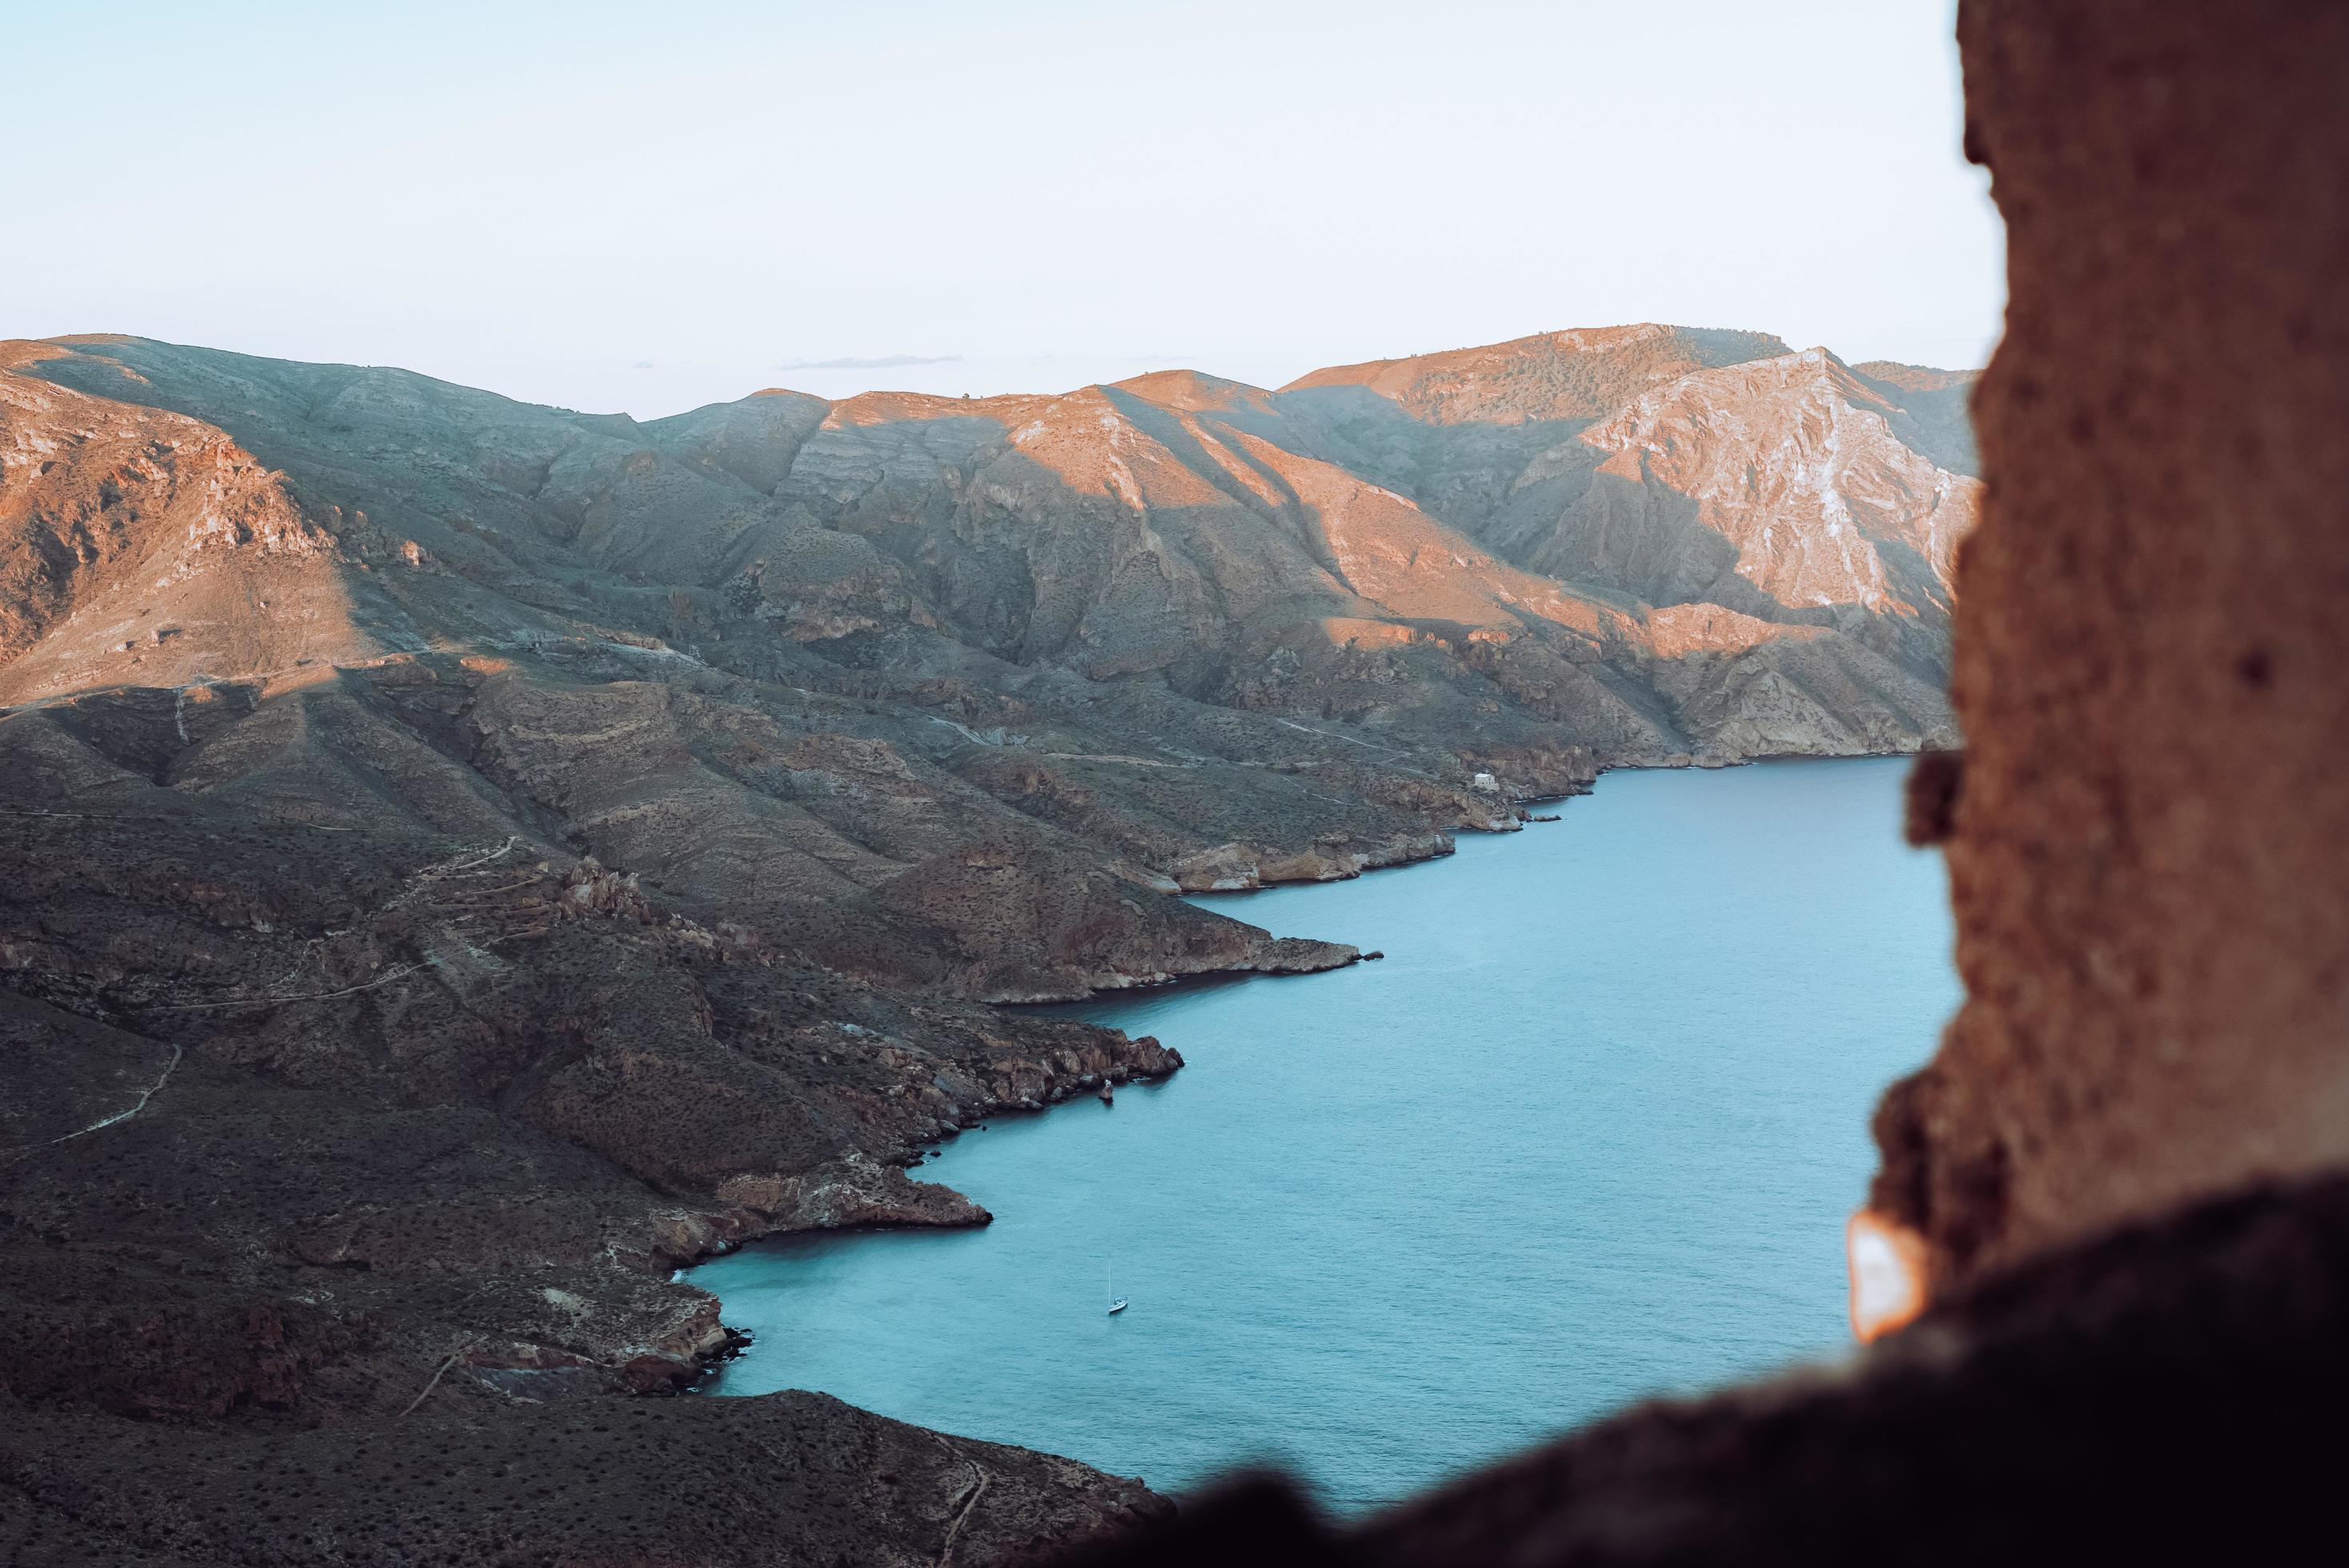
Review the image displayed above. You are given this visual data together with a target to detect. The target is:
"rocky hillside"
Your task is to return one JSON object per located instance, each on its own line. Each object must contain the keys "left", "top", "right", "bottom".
{"left": 0, "top": 323, "right": 1975, "bottom": 1564}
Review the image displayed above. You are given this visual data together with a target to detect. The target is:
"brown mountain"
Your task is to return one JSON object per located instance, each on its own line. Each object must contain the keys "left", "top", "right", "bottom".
{"left": 0, "top": 322, "right": 1976, "bottom": 1562}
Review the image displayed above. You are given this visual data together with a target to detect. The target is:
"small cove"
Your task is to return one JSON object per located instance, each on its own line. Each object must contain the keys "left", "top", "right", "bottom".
{"left": 692, "top": 757, "right": 1959, "bottom": 1511}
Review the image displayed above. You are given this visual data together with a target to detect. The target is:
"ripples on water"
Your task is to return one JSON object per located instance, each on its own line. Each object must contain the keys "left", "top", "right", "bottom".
{"left": 693, "top": 758, "right": 1959, "bottom": 1512}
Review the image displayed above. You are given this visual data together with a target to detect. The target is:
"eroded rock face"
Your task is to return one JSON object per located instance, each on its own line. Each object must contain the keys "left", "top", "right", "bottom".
{"left": 1555, "top": 350, "right": 1974, "bottom": 619}
{"left": 1868, "top": 0, "right": 2349, "bottom": 1292}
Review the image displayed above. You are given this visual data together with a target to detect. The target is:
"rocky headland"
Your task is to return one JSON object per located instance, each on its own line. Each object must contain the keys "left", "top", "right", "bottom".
{"left": 0, "top": 322, "right": 1975, "bottom": 1562}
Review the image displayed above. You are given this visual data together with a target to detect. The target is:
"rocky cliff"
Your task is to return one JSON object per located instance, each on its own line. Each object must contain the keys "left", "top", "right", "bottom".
{"left": 0, "top": 320, "right": 1976, "bottom": 1563}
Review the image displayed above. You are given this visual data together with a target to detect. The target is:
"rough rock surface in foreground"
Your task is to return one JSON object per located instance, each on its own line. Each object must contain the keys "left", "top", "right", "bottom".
{"left": 1867, "top": 0, "right": 2349, "bottom": 1292}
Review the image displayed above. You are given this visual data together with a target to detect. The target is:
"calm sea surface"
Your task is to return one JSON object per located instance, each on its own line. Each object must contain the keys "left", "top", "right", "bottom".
{"left": 694, "top": 758, "right": 1958, "bottom": 1511}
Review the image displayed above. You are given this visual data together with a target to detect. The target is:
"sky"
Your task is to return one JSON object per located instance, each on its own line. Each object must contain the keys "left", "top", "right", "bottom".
{"left": 9, "top": 0, "right": 2002, "bottom": 418}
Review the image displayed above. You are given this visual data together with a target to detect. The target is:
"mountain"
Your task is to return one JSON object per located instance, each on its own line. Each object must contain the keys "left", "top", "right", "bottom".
{"left": 0, "top": 323, "right": 1977, "bottom": 1561}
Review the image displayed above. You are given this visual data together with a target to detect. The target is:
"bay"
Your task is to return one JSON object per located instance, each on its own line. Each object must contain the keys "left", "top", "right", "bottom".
{"left": 693, "top": 757, "right": 1959, "bottom": 1511}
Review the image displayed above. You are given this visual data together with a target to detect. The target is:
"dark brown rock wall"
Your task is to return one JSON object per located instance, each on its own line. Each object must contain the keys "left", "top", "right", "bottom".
{"left": 1872, "top": 0, "right": 2349, "bottom": 1286}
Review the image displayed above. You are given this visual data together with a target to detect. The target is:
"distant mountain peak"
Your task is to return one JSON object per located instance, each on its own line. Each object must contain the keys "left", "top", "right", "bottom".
{"left": 1107, "top": 369, "right": 1275, "bottom": 414}
{"left": 1278, "top": 323, "right": 1795, "bottom": 426}
{"left": 1851, "top": 359, "right": 1982, "bottom": 393}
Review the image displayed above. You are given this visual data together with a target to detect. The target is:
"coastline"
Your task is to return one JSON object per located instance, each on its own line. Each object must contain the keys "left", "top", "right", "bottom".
{"left": 686, "top": 754, "right": 1953, "bottom": 1508}
{"left": 686, "top": 746, "right": 1930, "bottom": 1337}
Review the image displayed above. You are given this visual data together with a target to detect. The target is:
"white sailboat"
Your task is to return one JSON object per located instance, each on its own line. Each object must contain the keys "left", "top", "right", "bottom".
{"left": 1106, "top": 1263, "right": 1128, "bottom": 1315}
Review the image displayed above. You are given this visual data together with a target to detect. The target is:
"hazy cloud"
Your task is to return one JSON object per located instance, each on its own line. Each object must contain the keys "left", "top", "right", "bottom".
{"left": 779, "top": 354, "right": 962, "bottom": 371}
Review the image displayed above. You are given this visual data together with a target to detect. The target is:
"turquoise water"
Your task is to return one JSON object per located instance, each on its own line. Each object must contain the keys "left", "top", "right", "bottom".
{"left": 694, "top": 758, "right": 1958, "bottom": 1510}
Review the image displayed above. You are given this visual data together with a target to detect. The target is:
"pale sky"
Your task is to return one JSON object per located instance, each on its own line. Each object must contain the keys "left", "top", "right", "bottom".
{"left": 10, "top": 0, "right": 2002, "bottom": 418}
